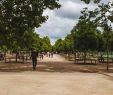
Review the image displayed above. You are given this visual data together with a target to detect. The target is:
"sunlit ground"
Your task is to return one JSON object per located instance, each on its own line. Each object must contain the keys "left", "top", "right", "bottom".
{"left": 0, "top": 54, "right": 113, "bottom": 95}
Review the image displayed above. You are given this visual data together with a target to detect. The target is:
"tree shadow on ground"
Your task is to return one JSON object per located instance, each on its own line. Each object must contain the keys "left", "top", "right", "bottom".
{"left": 0, "top": 61, "right": 113, "bottom": 73}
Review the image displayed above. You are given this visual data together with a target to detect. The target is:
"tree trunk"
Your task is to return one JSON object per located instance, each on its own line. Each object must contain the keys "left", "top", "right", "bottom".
{"left": 107, "top": 51, "right": 109, "bottom": 71}
{"left": 74, "top": 51, "right": 77, "bottom": 64}
{"left": 16, "top": 53, "right": 18, "bottom": 62}
{"left": 84, "top": 51, "right": 87, "bottom": 64}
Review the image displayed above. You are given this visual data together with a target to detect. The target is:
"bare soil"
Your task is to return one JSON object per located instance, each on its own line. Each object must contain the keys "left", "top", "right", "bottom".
{"left": 0, "top": 54, "right": 113, "bottom": 95}
{"left": 0, "top": 54, "right": 113, "bottom": 73}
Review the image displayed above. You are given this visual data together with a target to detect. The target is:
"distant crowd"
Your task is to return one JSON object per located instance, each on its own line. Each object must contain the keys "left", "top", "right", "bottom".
{"left": 39, "top": 52, "right": 54, "bottom": 60}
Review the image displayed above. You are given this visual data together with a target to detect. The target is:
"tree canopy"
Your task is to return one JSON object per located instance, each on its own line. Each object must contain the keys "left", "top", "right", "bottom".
{"left": 72, "top": 2, "right": 113, "bottom": 52}
{"left": 0, "top": 0, "right": 113, "bottom": 53}
{"left": 54, "top": 1, "right": 113, "bottom": 54}
{"left": 81, "top": 0, "right": 101, "bottom": 4}
{"left": 0, "top": 0, "right": 60, "bottom": 52}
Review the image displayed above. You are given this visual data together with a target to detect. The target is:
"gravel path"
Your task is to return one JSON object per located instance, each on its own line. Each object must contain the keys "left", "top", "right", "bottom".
{"left": 0, "top": 54, "right": 113, "bottom": 95}
{"left": 39, "top": 54, "right": 68, "bottom": 62}
{"left": 0, "top": 72, "right": 113, "bottom": 95}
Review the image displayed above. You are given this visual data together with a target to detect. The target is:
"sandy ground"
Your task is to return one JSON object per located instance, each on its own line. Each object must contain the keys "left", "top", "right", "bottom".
{"left": 0, "top": 72, "right": 113, "bottom": 95}
{"left": 0, "top": 54, "right": 113, "bottom": 95}
{"left": 39, "top": 54, "right": 67, "bottom": 62}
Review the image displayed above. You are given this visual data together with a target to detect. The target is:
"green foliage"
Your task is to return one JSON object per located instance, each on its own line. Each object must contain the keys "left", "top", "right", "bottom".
{"left": 0, "top": 0, "right": 60, "bottom": 31}
{"left": 81, "top": 0, "right": 101, "bottom": 4}
{"left": 0, "top": 0, "right": 60, "bottom": 52}
{"left": 54, "top": 1, "right": 113, "bottom": 53}
{"left": 63, "top": 34, "right": 74, "bottom": 52}
{"left": 1, "top": 0, "right": 113, "bottom": 53}
{"left": 71, "top": 2, "right": 113, "bottom": 53}
{"left": 72, "top": 8, "right": 99, "bottom": 52}
{"left": 53, "top": 34, "right": 74, "bottom": 53}
{"left": 75, "top": 31, "right": 99, "bottom": 51}
{"left": 96, "top": 30, "right": 104, "bottom": 51}
{"left": 39, "top": 36, "right": 52, "bottom": 52}
{"left": 53, "top": 39, "right": 65, "bottom": 53}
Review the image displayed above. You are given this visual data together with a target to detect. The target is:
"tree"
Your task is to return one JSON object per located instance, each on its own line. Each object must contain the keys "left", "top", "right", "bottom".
{"left": 0, "top": 0, "right": 60, "bottom": 30}
{"left": 97, "top": 3, "right": 113, "bottom": 71}
{"left": 96, "top": 30, "right": 105, "bottom": 51}
{"left": 71, "top": 2, "right": 113, "bottom": 66}
{"left": 39, "top": 36, "right": 52, "bottom": 52}
{"left": 110, "top": 32, "right": 113, "bottom": 51}
{"left": 21, "top": 30, "right": 41, "bottom": 51}
{"left": 0, "top": 0, "right": 60, "bottom": 51}
{"left": 81, "top": 0, "right": 101, "bottom": 4}
{"left": 81, "top": 0, "right": 113, "bottom": 23}
{"left": 63, "top": 34, "right": 74, "bottom": 53}
{"left": 72, "top": 8, "right": 101, "bottom": 63}
{"left": 54, "top": 39, "right": 65, "bottom": 53}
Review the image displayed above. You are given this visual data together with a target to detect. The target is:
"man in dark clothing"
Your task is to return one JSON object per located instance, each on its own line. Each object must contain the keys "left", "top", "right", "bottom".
{"left": 31, "top": 50, "right": 38, "bottom": 70}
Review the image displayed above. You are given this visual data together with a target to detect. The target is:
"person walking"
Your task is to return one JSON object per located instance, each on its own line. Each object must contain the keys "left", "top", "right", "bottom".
{"left": 31, "top": 50, "right": 38, "bottom": 70}
{"left": 51, "top": 52, "right": 53, "bottom": 58}
{"left": 49, "top": 52, "right": 51, "bottom": 58}
{"left": 41, "top": 53, "right": 44, "bottom": 60}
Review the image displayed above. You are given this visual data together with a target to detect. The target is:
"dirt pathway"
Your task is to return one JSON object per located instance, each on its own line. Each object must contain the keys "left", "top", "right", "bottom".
{"left": 0, "top": 54, "right": 113, "bottom": 95}
{"left": 39, "top": 54, "right": 68, "bottom": 62}
{"left": 0, "top": 72, "right": 113, "bottom": 95}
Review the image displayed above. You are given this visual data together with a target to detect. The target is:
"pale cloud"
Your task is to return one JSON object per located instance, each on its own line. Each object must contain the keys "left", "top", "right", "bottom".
{"left": 36, "top": 9, "right": 76, "bottom": 45}
{"left": 35, "top": 0, "right": 112, "bottom": 45}
{"left": 55, "top": 0, "right": 97, "bottom": 20}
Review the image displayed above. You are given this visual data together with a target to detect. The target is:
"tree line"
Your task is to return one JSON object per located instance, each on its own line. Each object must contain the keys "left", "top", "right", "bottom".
{"left": 0, "top": 0, "right": 113, "bottom": 53}
{"left": 0, "top": 0, "right": 60, "bottom": 52}
{"left": 0, "top": 30, "right": 52, "bottom": 52}
{"left": 54, "top": 2, "right": 113, "bottom": 54}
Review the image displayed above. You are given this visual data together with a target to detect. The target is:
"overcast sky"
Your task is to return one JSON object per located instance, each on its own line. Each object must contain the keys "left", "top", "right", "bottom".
{"left": 35, "top": 0, "right": 111, "bottom": 45}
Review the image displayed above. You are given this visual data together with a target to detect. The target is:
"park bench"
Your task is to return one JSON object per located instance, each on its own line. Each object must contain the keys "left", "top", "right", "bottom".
{"left": 5, "top": 56, "right": 16, "bottom": 63}
{"left": 75, "top": 57, "right": 98, "bottom": 64}
{"left": 68, "top": 55, "right": 75, "bottom": 61}
{"left": 86, "top": 58, "right": 98, "bottom": 64}
{"left": 5, "top": 53, "right": 24, "bottom": 63}
{"left": 5, "top": 54, "right": 31, "bottom": 63}
{"left": 98, "top": 57, "right": 113, "bottom": 63}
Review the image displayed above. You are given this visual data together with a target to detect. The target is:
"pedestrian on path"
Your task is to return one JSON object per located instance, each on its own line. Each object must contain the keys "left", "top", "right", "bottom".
{"left": 49, "top": 52, "right": 51, "bottom": 58}
{"left": 51, "top": 52, "right": 53, "bottom": 58}
{"left": 31, "top": 50, "right": 38, "bottom": 70}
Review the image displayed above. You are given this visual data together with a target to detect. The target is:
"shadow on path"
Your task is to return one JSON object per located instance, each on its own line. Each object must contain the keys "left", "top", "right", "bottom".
{"left": 0, "top": 54, "right": 113, "bottom": 73}
{"left": 0, "top": 61, "right": 112, "bottom": 73}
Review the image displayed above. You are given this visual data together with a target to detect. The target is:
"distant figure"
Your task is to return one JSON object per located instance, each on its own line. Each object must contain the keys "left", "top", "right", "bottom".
{"left": 16, "top": 52, "right": 18, "bottom": 59}
{"left": 41, "top": 53, "right": 44, "bottom": 59}
{"left": 49, "top": 52, "right": 51, "bottom": 58}
{"left": 0, "top": 53, "right": 4, "bottom": 61}
{"left": 31, "top": 50, "right": 38, "bottom": 70}
{"left": 99, "top": 54, "right": 104, "bottom": 62}
{"left": 51, "top": 52, "right": 53, "bottom": 58}
{"left": 47, "top": 52, "right": 49, "bottom": 57}
{"left": 40, "top": 52, "right": 44, "bottom": 60}
{"left": 39, "top": 53, "right": 42, "bottom": 60}
{"left": 16, "top": 52, "right": 20, "bottom": 62}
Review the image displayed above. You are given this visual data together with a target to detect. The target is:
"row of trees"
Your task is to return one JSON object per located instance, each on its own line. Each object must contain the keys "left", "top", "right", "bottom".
{"left": 53, "top": 34, "right": 74, "bottom": 53}
{"left": 0, "top": 30, "right": 52, "bottom": 52}
{"left": 0, "top": 0, "right": 60, "bottom": 52}
{"left": 53, "top": 0, "right": 113, "bottom": 71}
{"left": 0, "top": 0, "right": 113, "bottom": 53}
{"left": 54, "top": 2, "right": 113, "bottom": 54}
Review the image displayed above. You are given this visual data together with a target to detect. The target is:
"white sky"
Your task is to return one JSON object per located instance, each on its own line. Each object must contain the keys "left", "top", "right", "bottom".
{"left": 35, "top": 0, "right": 112, "bottom": 45}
